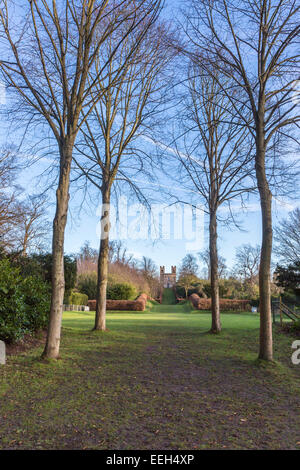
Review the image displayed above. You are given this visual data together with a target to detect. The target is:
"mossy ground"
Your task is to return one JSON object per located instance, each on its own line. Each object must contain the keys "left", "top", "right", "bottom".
{"left": 0, "top": 300, "right": 299, "bottom": 449}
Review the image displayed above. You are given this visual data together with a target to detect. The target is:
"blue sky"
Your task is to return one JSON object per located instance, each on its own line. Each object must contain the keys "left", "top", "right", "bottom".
{"left": 15, "top": 140, "right": 297, "bottom": 272}
{"left": 1, "top": 0, "right": 299, "bottom": 274}
{"left": 65, "top": 197, "right": 296, "bottom": 270}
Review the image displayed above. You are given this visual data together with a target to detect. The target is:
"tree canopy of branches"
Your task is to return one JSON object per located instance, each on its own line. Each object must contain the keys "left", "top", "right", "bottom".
{"left": 11, "top": 195, "right": 51, "bottom": 256}
{"left": 178, "top": 254, "right": 199, "bottom": 277}
{"left": 273, "top": 208, "right": 300, "bottom": 265}
{"left": 0, "top": 149, "right": 49, "bottom": 254}
{"left": 198, "top": 248, "right": 227, "bottom": 280}
{"left": 0, "top": 0, "right": 158, "bottom": 358}
{"left": 76, "top": 240, "right": 98, "bottom": 275}
{"left": 177, "top": 254, "right": 199, "bottom": 298}
{"left": 233, "top": 244, "right": 261, "bottom": 284}
{"left": 171, "top": 65, "right": 253, "bottom": 333}
{"left": 139, "top": 256, "right": 159, "bottom": 297}
{"left": 109, "top": 240, "right": 134, "bottom": 266}
{"left": 184, "top": 0, "right": 300, "bottom": 359}
{"left": 0, "top": 148, "right": 23, "bottom": 246}
{"left": 74, "top": 4, "right": 170, "bottom": 330}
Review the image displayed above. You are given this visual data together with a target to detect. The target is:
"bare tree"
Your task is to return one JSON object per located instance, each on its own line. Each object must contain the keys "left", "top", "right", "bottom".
{"left": 0, "top": 150, "right": 49, "bottom": 254}
{"left": 178, "top": 253, "right": 199, "bottom": 277}
{"left": 0, "top": 148, "right": 21, "bottom": 250}
{"left": 273, "top": 208, "right": 300, "bottom": 264}
{"left": 139, "top": 256, "right": 159, "bottom": 297}
{"left": 140, "top": 256, "right": 157, "bottom": 276}
{"left": 184, "top": 0, "right": 300, "bottom": 358}
{"left": 172, "top": 68, "right": 253, "bottom": 333}
{"left": 0, "top": 148, "right": 18, "bottom": 188}
{"left": 11, "top": 194, "right": 51, "bottom": 256}
{"left": 109, "top": 240, "right": 134, "bottom": 265}
{"left": 198, "top": 248, "right": 227, "bottom": 280}
{"left": 78, "top": 241, "right": 99, "bottom": 264}
{"left": 74, "top": 8, "right": 171, "bottom": 330}
{"left": 76, "top": 240, "right": 98, "bottom": 274}
{"left": 233, "top": 244, "right": 261, "bottom": 284}
{"left": 0, "top": 0, "right": 151, "bottom": 358}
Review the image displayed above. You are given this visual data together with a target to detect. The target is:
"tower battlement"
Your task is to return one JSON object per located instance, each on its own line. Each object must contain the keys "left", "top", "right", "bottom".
{"left": 160, "top": 266, "right": 176, "bottom": 288}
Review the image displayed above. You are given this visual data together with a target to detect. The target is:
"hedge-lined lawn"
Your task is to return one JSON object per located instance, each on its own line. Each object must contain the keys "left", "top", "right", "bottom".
{"left": 0, "top": 303, "right": 299, "bottom": 449}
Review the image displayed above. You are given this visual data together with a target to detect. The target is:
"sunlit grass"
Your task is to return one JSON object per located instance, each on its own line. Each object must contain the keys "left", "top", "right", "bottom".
{"left": 0, "top": 303, "right": 299, "bottom": 450}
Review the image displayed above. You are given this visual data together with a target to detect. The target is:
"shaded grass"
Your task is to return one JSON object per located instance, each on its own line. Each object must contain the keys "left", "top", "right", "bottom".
{"left": 0, "top": 303, "right": 299, "bottom": 450}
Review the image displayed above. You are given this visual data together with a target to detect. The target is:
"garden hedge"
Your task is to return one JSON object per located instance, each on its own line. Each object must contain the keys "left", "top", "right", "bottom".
{"left": 88, "top": 293, "right": 148, "bottom": 312}
{"left": 0, "top": 259, "right": 50, "bottom": 343}
{"left": 189, "top": 293, "right": 251, "bottom": 311}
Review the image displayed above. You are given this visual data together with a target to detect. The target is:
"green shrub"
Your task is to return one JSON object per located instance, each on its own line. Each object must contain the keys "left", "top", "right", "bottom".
{"left": 78, "top": 274, "right": 137, "bottom": 301}
{"left": 175, "top": 284, "right": 185, "bottom": 298}
{"left": 107, "top": 282, "right": 137, "bottom": 300}
{"left": 0, "top": 259, "right": 27, "bottom": 343}
{"left": 67, "top": 291, "right": 88, "bottom": 306}
{"left": 11, "top": 253, "right": 77, "bottom": 299}
{"left": 77, "top": 272, "right": 98, "bottom": 299}
{"left": 0, "top": 259, "right": 50, "bottom": 343}
{"left": 20, "top": 276, "right": 50, "bottom": 332}
{"left": 291, "top": 320, "right": 300, "bottom": 332}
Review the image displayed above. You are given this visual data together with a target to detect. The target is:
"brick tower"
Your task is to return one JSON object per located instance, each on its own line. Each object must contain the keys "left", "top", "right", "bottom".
{"left": 160, "top": 266, "right": 176, "bottom": 288}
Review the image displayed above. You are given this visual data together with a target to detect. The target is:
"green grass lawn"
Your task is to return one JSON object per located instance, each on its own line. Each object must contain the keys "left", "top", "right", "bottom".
{"left": 161, "top": 288, "right": 176, "bottom": 304}
{"left": 0, "top": 301, "right": 299, "bottom": 449}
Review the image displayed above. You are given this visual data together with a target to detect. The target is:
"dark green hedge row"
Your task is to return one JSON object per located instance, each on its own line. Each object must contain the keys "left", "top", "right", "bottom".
{"left": 77, "top": 272, "right": 137, "bottom": 301}
{"left": 0, "top": 259, "right": 51, "bottom": 343}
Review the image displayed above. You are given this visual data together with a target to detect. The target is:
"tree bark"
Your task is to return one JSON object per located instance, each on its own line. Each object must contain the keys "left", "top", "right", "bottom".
{"left": 21, "top": 227, "right": 29, "bottom": 257}
{"left": 209, "top": 208, "right": 221, "bottom": 333}
{"left": 256, "top": 127, "right": 273, "bottom": 361}
{"left": 94, "top": 187, "right": 111, "bottom": 331}
{"left": 42, "top": 142, "right": 72, "bottom": 359}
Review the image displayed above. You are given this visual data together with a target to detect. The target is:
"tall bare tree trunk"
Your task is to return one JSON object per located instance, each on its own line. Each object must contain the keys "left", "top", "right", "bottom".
{"left": 94, "top": 187, "right": 111, "bottom": 331}
{"left": 42, "top": 143, "right": 72, "bottom": 359}
{"left": 256, "top": 126, "right": 273, "bottom": 361}
{"left": 21, "top": 231, "right": 29, "bottom": 257}
{"left": 210, "top": 208, "right": 221, "bottom": 333}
